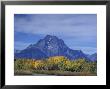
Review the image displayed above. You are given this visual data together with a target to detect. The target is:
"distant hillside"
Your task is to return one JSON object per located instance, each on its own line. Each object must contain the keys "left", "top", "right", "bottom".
{"left": 14, "top": 49, "right": 21, "bottom": 54}
{"left": 87, "top": 53, "right": 97, "bottom": 61}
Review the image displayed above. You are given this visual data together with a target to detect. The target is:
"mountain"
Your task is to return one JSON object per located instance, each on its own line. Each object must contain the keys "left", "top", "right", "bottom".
{"left": 87, "top": 53, "right": 97, "bottom": 61}
{"left": 14, "top": 49, "right": 21, "bottom": 54}
{"left": 15, "top": 35, "right": 92, "bottom": 60}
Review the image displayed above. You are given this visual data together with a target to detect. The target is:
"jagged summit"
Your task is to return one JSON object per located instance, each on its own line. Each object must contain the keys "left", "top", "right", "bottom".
{"left": 44, "top": 35, "right": 58, "bottom": 39}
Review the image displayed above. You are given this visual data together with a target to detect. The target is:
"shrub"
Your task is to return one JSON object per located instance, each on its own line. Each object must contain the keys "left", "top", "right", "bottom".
{"left": 14, "top": 57, "right": 97, "bottom": 73}
{"left": 14, "top": 59, "right": 35, "bottom": 70}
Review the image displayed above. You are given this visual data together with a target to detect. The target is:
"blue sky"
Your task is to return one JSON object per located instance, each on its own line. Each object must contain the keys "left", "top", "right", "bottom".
{"left": 14, "top": 14, "right": 97, "bottom": 55}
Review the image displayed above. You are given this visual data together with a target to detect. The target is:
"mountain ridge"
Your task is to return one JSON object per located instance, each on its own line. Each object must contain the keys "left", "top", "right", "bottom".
{"left": 15, "top": 35, "right": 97, "bottom": 61}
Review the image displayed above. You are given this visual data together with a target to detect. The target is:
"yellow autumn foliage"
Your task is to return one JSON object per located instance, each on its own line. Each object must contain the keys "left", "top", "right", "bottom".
{"left": 47, "top": 56, "right": 68, "bottom": 64}
{"left": 14, "top": 56, "right": 97, "bottom": 73}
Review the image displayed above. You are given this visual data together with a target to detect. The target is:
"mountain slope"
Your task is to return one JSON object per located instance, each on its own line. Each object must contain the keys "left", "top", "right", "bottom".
{"left": 15, "top": 35, "right": 92, "bottom": 60}
{"left": 14, "top": 49, "right": 21, "bottom": 54}
{"left": 88, "top": 53, "right": 97, "bottom": 61}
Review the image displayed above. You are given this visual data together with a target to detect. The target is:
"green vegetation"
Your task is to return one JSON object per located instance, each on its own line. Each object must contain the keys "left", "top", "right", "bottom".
{"left": 14, "top": 56, "right": 97, "bottom": 76}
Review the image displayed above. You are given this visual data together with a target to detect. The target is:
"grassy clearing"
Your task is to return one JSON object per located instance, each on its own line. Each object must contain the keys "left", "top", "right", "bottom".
{"left": 15, "top": 70, "right": 96, "bottom": 76}
{"left": 32, "top": 70, "right": 96, "bottom": 76}
{"left": 14, "top": 70, "right": 33, "bottom": 75}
